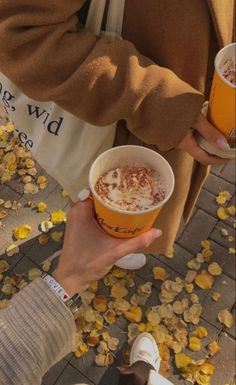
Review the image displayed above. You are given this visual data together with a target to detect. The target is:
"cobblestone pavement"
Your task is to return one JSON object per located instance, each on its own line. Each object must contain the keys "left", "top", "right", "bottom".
{"left": 0, "top": 109, "right": 235, "bottom": 385}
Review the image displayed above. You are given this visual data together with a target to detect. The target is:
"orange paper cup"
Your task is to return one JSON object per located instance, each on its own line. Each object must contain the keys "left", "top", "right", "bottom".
{"left": 89, "top": 145, "right": 175, "bottom": 239}
{"left": 208, "top": 43, "right": 236, "bottom": 141}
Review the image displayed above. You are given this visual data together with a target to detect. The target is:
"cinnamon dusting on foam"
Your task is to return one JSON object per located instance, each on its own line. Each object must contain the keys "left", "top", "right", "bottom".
{"left": 95, "top": 164, "right": 166, "bottom": 211}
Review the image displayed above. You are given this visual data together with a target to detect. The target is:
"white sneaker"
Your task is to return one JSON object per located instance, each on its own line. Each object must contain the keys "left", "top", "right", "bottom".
{"left": 130, "top": 332, "right": 161, "bottom": 372}
{"left": 115, "top": 253, "right": 146, "bottom": 270}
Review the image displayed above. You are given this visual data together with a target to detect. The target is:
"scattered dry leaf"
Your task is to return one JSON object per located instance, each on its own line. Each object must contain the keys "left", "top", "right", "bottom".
{"left": 191, "top": 326, "right": 208, "bottom": 339}
{"left": 226, "top": 206, "right": 236, "bottom": 217}
{"left": 220, "top": 228, "right": 229, "bottom": 237}
{"left": 0, "top": 210, "right": 8, "bottom": 219}
{"left": 37, "top": 202, "right": 47, "bottom": 213}
{"left": 51, "top": 231, "right": 64, "bottom": 242}
{"left": 185, "top": 270, "right": 198, "bottom": 283}
{"left": 189, "top": 336, "right": 201, "bottom": 352}
{"left": 195, "top": 270, "right": 214, "bottom": 289}
{"left": 13, "top": 224, "right": 31, "bottom": 240}
{"left": 0, "top": 260, "right": 10, "bottom": 273}
{"left": 175, "top": 353, "right": 193, "bottom": 369}
{"left": 187, "top": 258, "right": 201, "bottom": 270}
{"left": 95, "top": 353, "right": 114, "bottom": 367}
{"left": 218, "top": 309, "right": 233, "bottom": 328}
{"left": 153, "top": 266, "right": 169, "bottom": 281}
{"left": 40, "top": 220, "right": 53, "bottom": 233}
{"left": 211, "top": 291, "right": 221, "bottom": 302}
{"left": 146, "top": 307, "right": 161, "bottom": 326}
{"left": 37, "top": 175, "right": 47, "bottom": 185}
{"left": 217, "top": 207, "right": 229, "bottom": 220}
{"left": 28, "top": 268, "right": 42, "bottom": 281}
{"left": 24, "top": 183, "right": 39, "bottom": 194}
{"left": 207, "top": 340, "right": 221, "bottom": 356}
{"left": 87, "top": 335, "right": 100, "bottom": 347}
{"left": 50, "top": 210, "right": 66, "bottom": 224}
{"left": 216, "top": 191, "right": 231, "bottom": 205}
{"left": 93, "top": 295, "right": 107, "bottom": 313}
{"left": 104, "top": 309, "right": 116, "bottom": 324}
{"left": 42, "top": 260, "right": 51, "bottom": 272}
{"left": 111, "top": 281, "right": 128, "bottom": 298}
{"left": 38, "top": 233, "right": 49, "bottom": 245}
{"left": 208, "top": 262, "right": 222, "bottom": 276}
{"left": 6, "top": 244, "right": 19, "bottom": 257}
{"left": 124, "top": 306, "right": 142, "bottom": 323}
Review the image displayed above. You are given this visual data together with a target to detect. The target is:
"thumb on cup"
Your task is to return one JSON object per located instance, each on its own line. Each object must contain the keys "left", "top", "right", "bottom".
{"left": 193, "top": 113, "right": 230, "bottom": 150}
{"left": 114, "top": 228, "right": 162, "bottom": 260}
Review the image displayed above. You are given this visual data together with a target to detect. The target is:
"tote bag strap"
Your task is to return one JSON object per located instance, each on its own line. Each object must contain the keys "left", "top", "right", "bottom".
{"left": 85, "top": 0, "right": 106, "bottom": 34}
{"left": 106, "top": 0, "right": 126, "bottom": 36}
{"left": 86, "top": 0, "right": 126, "bottom": 38}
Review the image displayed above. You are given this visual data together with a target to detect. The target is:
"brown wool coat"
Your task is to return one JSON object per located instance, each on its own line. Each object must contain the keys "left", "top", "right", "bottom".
{"left": 0, "top": 0, "right": 234, "bottom": 254}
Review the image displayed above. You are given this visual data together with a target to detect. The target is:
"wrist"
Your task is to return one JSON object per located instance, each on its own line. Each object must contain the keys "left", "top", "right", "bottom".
{"left": 53, "top": 269, "right": 88, "bottom": 297}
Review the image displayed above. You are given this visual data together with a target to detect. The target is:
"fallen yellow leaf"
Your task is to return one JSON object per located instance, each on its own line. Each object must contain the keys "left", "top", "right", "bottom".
{"left": 0, "top": 210, "right": 8, "bottom": 219}
{"left": 124, "top": 306, "right": 142, "bottom": 322}
{"left": 6, "top": 244, "right": 19, "bottom": 257}
{"left": 153, "top": 266, "right": 169, "bottom": 281}
{"left": 201, "top": 240, "right": 211, "bottom": 249}
{"left": 50, "top": 210, "right": 67, "bottom": 225}
{"left": 217, "top": 207, "right": 229, "bottom": 220}
{"left": 93, "top": 295, "right": 107, "bottom": 313}
{"left": 111, "top": 281, "right": 128, "bottom": 298}
{"left": 37, "top": 175, "right": 47, "bottom": 185}
{"left": 0, "top": 260, "right": 10, "bottom": 273}
{"left": 207, "top": 340, "right": 221, "bottom": 356}
{"left": 192, "top": 326, "right": 208, "bottom": 338}
{"left": 189, "top": 336, "right": 201, "bottom": 352}
{"left": 28, "top": 268, "right": 42, "bottom": 281}
{"left": 226, "top": 206, "right": 236, "bottom": 216}
{"left": 51, "top": 231, "right": 64, "bottom": 242}
{"left": 216, "top": 191, "right": 231, "bottom": 205}
{"left": 175, "top": 353, "right": 194, "bottom": 369}
{"left": 37, "top": 202, "right": 47, "bottom": 213}
{"left": 218, "top": 309, "right": 233, "bottom": 328}
{"left": 199, "top": 361, "right": 215, "bottom": 375}
{"left": 195, "top": 270, "right": 214, "bottom": 289}
{"left": 211, "top": 291, "right": 221, "bottom": 301}
{"left": 208, "top": 262, "right": 222, "bottom": 276}
{"left": 13, "top": 224, "right": 31, "bottom": 240}
{"left": 38, "top": 233, "right": 49, "bottom": 245}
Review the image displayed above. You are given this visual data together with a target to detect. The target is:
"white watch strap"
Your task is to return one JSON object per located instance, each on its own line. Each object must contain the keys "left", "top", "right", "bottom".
{"left": 41, "top": 274, "right": 69, "bottom": 302}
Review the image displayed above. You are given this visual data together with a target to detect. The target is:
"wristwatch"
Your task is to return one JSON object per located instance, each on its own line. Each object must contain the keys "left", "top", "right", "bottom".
{"left": 41, "top": 273, "right": 81, "bottom": 319}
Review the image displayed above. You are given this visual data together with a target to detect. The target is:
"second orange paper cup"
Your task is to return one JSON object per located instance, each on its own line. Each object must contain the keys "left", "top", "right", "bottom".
{"left": 89, "top": 145, "right": 175, "bottom": 239}
{"left": 208, "top": 42, "right": 235, "bottom": 142}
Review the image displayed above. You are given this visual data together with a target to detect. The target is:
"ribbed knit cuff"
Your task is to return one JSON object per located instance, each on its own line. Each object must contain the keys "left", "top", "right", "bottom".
{"left": 0, "top": 278, "right": 76, "bottom": 385}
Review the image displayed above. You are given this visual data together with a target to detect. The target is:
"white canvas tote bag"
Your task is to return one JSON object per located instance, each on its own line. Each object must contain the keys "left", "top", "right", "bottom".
{"left": 0, "top": 0, "right": 125, "bottom": 201}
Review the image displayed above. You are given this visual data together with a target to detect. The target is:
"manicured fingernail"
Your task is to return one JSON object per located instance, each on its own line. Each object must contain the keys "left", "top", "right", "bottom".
{"left": 215, "top": 138, "right": 230, "bottom": 150}
{"left": 152, "top": 229, "right": 162, "bottom": 238}
{"left": 78, "top": 188, "right": 90, "bottom": 201}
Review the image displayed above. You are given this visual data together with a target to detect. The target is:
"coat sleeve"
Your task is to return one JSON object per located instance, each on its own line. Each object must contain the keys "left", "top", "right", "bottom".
{"left": 0, "top": 0, "right": 204, "bottom": 151}
{"left": 0, "top": 278, "right": 76, "bottom": 385}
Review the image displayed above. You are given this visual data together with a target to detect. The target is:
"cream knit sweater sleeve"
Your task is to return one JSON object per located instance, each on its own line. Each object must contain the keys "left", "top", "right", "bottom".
{"left": 0, "top": 278, "right": 76, "bottom": 385}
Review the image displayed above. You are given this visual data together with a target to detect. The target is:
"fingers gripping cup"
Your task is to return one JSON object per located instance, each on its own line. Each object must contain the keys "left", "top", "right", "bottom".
{"left": 89, "top": 146, "right": 175, "bottom": 239}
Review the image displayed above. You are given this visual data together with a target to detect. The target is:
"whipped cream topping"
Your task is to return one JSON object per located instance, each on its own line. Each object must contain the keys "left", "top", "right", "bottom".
{"left": 95, "top": 164, "right": 166, "bottom": 211}
{"left": 220, "top": 58, "right": 236, "bottom": 86}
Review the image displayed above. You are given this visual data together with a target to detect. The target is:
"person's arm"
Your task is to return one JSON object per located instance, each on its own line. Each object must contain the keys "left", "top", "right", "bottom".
{"left": 0, "top": 278, "right": 76, "bottom": 385}
{"left": 0, "top": 199, "right": 160, "bottom": 385}
{"left": 0, "top": 0, "right": 204, "bottom": 152}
